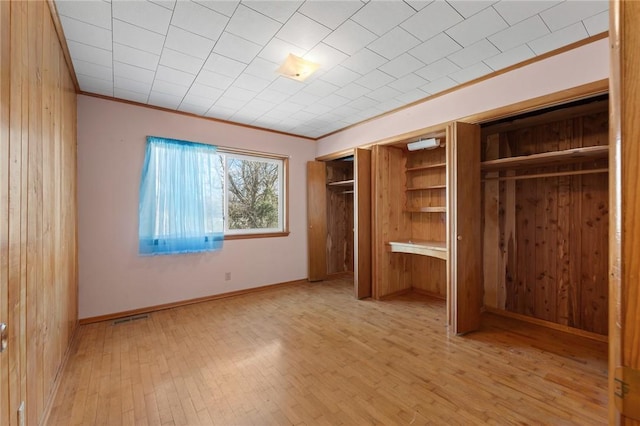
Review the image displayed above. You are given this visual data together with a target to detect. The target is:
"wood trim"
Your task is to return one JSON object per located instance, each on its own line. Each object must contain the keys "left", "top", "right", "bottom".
{"left": 484, "top": 307, "right": 608, "bottom": 343}
{"left": 78, "top": 279, "right": 308, "bottom": 325}
{"left": 317, "top": 33, "right": 609, "bottom": 140}
{"left": 45, "top": 0, "right": 79, "bottom": 92}
{"left": 483, "top": 168, "right": 608, "bottom": 182}
{"left": 224, "top": 231, "right": 290, "bottom": 240}
{"left": 80, "top": 92, "right": 315, "bottom": 141}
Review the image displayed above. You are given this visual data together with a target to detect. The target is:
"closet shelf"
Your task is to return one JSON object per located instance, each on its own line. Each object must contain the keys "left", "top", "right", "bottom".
{"left": 387, "top": 240, "right": 447, "bottom": 260}
{"left": 327, "top": 179, "right": 354, "bottom": 187}
{"left": 481, "top": 145, "right": 608, "bottom": 171}
{"left": 406, "top": 206, "right": 446, "bottom": 213}
{"left": 406, "top": 162, "right": 446, "bottom": 172}
{"left": 406, "top": 184, "right": 446, "bottom": 191}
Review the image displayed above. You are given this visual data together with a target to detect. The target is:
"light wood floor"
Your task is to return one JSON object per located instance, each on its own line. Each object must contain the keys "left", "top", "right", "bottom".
{"left": 47, "top": 278, "right": 608, "bottom": 425}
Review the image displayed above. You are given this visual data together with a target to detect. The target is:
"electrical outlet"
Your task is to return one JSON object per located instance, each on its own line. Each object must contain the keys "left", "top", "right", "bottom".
{"left": 225, "top": 272, "right": 231, "bottom": 281}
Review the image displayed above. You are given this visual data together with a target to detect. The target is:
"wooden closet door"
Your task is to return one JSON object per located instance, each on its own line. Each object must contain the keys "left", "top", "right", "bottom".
{"left": 447, "top": 122, "right": 482, "bottom": 334}
{"left": 307, "top": 161, "right": 327, "bottom": 282}
{"left": 354, "top": 149, "right": 371, "bottom": 298}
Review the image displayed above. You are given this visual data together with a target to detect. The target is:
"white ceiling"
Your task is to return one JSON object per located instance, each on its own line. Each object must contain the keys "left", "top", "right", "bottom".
{"left": 54, "top": 0, "right": 609, "bottom": 139}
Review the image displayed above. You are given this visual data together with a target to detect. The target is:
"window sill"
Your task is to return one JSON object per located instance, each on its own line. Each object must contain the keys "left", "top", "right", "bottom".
{"left": 224, "top": 231, "right": 290, "bottom": 240}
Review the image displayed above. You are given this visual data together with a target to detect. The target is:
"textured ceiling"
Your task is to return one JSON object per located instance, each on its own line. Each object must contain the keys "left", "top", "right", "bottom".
{"left": 54, "top": 0, "right": 609, "bottom": 139}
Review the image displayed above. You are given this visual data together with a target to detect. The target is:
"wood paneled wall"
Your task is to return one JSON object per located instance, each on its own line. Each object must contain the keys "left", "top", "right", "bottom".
{"left": 483, "top": 110, "right": 608, "bottom": 335}
{"left": 326, "top": 162, "right": 354, "bottom": 275}
{"left": 1, "top": 1, "right": 78, "bottom": 425}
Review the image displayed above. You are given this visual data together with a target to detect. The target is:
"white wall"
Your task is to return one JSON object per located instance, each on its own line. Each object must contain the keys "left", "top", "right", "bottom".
{"left": 316, "top": 38, "right": 609, "bottom": 157}
{"left": 77, "top": 95, "right": 316, "bottom": 319}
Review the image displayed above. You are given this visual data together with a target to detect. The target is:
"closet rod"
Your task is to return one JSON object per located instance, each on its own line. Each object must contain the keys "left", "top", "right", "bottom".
{"left": 483, "top": 168, "right": 608, "bottom": 182}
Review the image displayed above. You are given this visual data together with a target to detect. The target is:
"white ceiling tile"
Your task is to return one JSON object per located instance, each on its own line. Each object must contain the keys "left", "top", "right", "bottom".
{"left": 277, "top": 13, "right": 332, "bottom": 50}
{"left": 182, "top": 92, "right": 218, "bottom": 108}
{"left": 332, "top": 105, "right": 361, "bottom": 117}
{"left": 193, "top": 1, "right": 239, "bottom": 18}
{"left": 355, "top": 69, "right": 395, "bottom": 90}
{"left": 288, "top": 91, "right": 321, "bottom": 107}
{"left": 319, "top": 65, "right": 361, "bottom": 87}
{"left": 540, "top": 0, "right": 608, "bottom": 32}
{"left": 410, "top": 33, "right": 461, "bottom": 65}
{"left": 378, "top": 53, "right": 425, "bottom": 78}
{"left": 324, "top": 20, "right": 378, "bottom": 55}
{"left": 318, "top": 94, "right": 351, "bottom": 108}
{"left": 148, "top": 91, "right": 182, "bottom": 109}
{"left": 341, "top": 48, "right": 388, "bottom": 74}
{"left": 449, "top": 62, "right": 492, "bottom": 83}
{"left": 159, "top": 48, "right": 205, "bottom": 75}
{"left": 213, "top": 32, "right": 262, "bottom": 64}
{"left": 582, "top": 10, "right": 609, "bottom": 36}
{"left": 114, "top": 76, "right": 152, "bottom": 94}
{"left": 150, "top": 0, "right": 177, "bottom": 11}
{"left": 367, "top": 27, "right": 421, "bottom": 60}
{"left": 113, "top": 61, "right": 155, "bottom": 84}
{"left": 351, "top": 1, "right": 415, "bottom": 36}
{"left": 256, "top": 89, "right": 290, "bottom": 104}
{"left": 112, "top": 1, "right": 171, "bottom": 35}
{"left": 67, "top": 40, "right": 112, "bottom": 67}
{"left": 215, "top": 96, "right": 247, "bottom": 110}
{"left": 298, "top": 1, "right": 364, "bottom": 30}
{"left": 178, "top": 103, "right": 210, "bottom": 115}
{"left": 483, "top": 44, "right": 535, "bottom": 71}
{"left": 244, "top": 98, "right": 276, "bottom": 113}
{"left": 335, "top": 83, "right": 371, "bottom": 100}
{"left": 303, "top": 80, "right": 340, "bottom": 97}
{"left": 205, "top": 106, "right": 236, "bottom": 120}
{"left": 395, "top": 89, "right": 429, "bottom": 104}
{"left": 305, "top": 43, "right": 349, "bottom": 71}
{"left": 447, "top": 39, "right": 500, "bottom": 68}
{"left": 171, "top": 1, "right": 229, "bottom": 40}
{"left": 387, "top": 73, "right": 428, "bottom": 91}
{"left": 59, "top": 17, "right": 112, "bottom": 50}
{"left": 188, "top": 83, "right": 225, "bottom": 100}
{"left": 165, "top": 26, "right": 215, "bottom": 59}
{"left": 404, "top": 0, "right": 432, "bottom": 11}
{"left": 243, "top": 58, "right": 279, "bottom": 81}
{"left": 366, "top": 85, "right": 402, "bottom": 102}
{"left": 415, "top": 58, "right": 460, "bottom": 81}
{"left": 55, "top": 1, "right": 111, "bottom": 29}
{"left": 259, "top": 38, "right": 306, "bottom": 64}
{"left": 77, "top": 74, "right": 113, "bottom": 96}
{"left": 195, "top": 70, "right": 235, "bottom": 90}
{"left": 268, "top": 77, "right": 305, "bottom": 95}
{"left": 113, "top": 43, "right": 160, "bottom": 71}
{"left": 203, "top": 54, "right": 246, "bottom": 78}
{"left": 492, "top": 0, "right": 560, "bottom": 25}
{"left": 233, "top": 74, "right": 272, "bottom": 92}
{"left": 376, "top": 98, "right": 405, "bottom": 111}
{"left": 303, "top": 103, "right": 335, "bottom": 115}
{"left": 421, "top": 76, "right": 458, "bottom": 94}
{"left": 156, "top": 66, "right": 196, "bottom": 87}
{"left": 226, "top": 4, "right": 282, "bottom": 45}
{"left": 445, "top": 7, "right": 508, "bottom": 47}
{"left": 114, "top": 87, "right": 149, "bottom": 103}
{"left": 489, "top": 15, "right": 550, "bottom": 52}
{"left": 348, "top": 96, "right": 379, "bottom": 110}
{"left": 74, "top": 62, "right": 110, "bottom": 82}
{"left": 528, "top": 22, "right": 589, "bottom": 55}
{"left": 152, "top": 79, "right": 190, "bottom": 98}
{"left": 447, "top": 1, "right": 496, "bottom": 18}
{"left": 400, "top": 1, "right": 463, "bottom": 42}
{"left": 243, "top": 0, "right": 301, "bottom": 23}
{"left": 113, "top": 19, "right": 165, "bottom": 55}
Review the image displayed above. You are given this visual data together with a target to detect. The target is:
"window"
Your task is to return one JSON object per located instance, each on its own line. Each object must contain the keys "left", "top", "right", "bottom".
{"left": 139, "top": 136, "right": 288, "bottom": 255}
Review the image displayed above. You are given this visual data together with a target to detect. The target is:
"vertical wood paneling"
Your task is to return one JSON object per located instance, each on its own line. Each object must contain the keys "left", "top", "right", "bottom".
{"left": 1, "top": 1, "right": 78, "bottom": 425}
{"left": 306, "top": 162, "right": 327, "bottom": 282}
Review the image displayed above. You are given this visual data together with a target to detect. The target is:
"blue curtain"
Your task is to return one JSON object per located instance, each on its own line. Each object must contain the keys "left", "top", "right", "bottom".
{"left": 139, "top": 136, "right": 224, "bottom": 255}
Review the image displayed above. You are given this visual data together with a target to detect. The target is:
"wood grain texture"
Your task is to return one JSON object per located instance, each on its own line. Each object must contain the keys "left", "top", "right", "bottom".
{"left": 306, "top": 161, "right": 327, "bottom": 281}
{"left": 610, "top": 1, "right": 640, "bottom": 424}
{"left": 354, "top": 148, "right": 372, "bottom": 299}
{"left": 326, "top": 161, "right": 354, "bottom": 275}
{"left": 46, "top": 278, "right": 608, "bottom": 426}
{"left": 1, "top": 2, "right": 78, "bottom": 425}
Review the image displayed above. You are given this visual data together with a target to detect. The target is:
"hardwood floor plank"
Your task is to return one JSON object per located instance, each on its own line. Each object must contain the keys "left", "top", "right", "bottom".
{"left": 47, "top": 278, "right": 607, "bottom": 425}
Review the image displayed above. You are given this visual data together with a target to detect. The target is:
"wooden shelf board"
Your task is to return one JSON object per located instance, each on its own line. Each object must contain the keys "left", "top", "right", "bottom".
{"left": 406, "top": 185, "right": 446, "bottom": 191}
{"left": 406, "top": 206, "right": 446, "bottom": 213}
{"left": 406, "top": 162, "right": 446, "bottom": 172}
{"left": 327, "top": 179, "right": 354, "bottom": 187}
{"left": 481, "top": 145, "right": 608, "bottom": 171}
{"left": 387, "top": 240, "right": 448, "bottom": 260}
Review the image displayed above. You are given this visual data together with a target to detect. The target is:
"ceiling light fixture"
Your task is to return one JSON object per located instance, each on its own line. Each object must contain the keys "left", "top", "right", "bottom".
{"left": 277, "top": 54, "right": 320, "bottom": 82}
{"left": 407, "top": 138, "right": 442, "bottom": 151}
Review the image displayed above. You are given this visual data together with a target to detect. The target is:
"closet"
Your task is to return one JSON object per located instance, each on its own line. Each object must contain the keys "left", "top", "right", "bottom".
{"left": 307, "top": 148, "right": 372, "bottom": 298}
{"left": 481, "top": 97, "right": 609, "bottom": 336}
{"left": 372, "top": 122, "right": 482, "bottom": 334}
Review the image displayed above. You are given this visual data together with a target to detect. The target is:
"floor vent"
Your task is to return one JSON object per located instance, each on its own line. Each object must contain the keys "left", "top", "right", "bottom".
{"left": 112, "top": 314, "right": 149, "bottom": 325}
